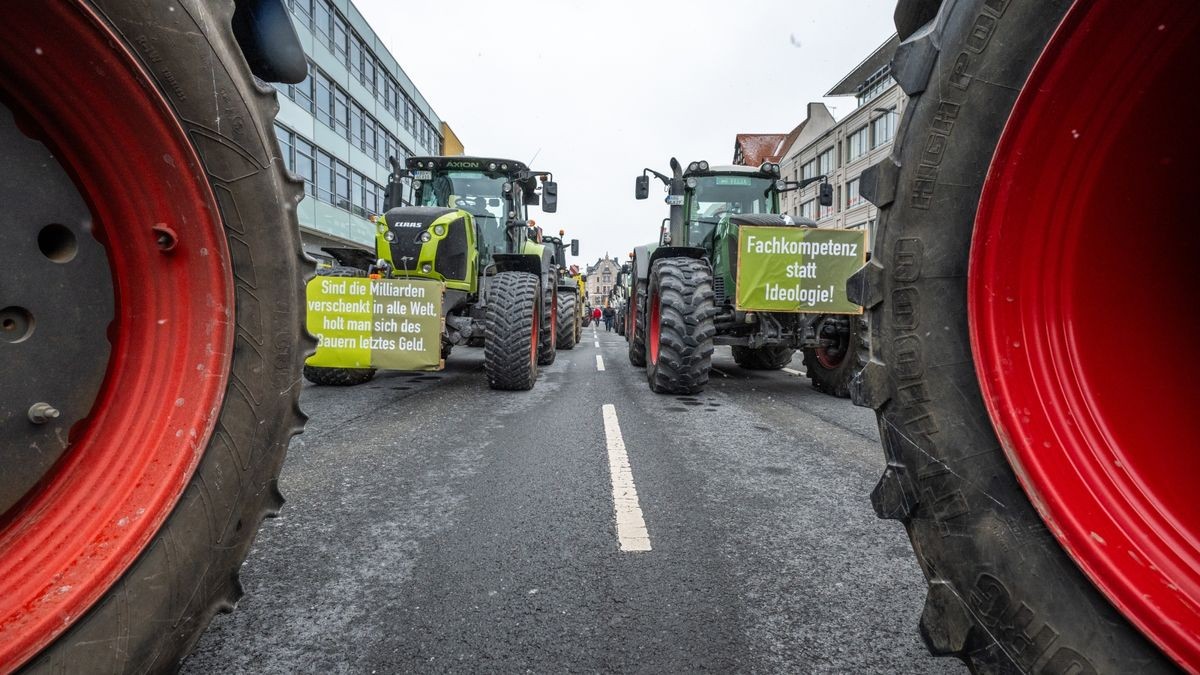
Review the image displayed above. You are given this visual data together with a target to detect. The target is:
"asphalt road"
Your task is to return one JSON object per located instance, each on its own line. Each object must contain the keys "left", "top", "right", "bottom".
{"left": 184, "top": 323, "right": 960, "bottom": 674}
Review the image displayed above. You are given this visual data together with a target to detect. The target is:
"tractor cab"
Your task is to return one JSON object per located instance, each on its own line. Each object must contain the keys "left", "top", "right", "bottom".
{"left": 373, "top": 156, "right": 558, "bottom": 295}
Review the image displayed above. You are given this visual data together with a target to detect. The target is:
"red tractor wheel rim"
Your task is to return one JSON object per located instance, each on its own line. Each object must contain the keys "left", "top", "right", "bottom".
{"left": 648, "top": 287, "right": 662, "bottom": 365}
{"left": 0, "top": 3, "right": 233, "bottom": 670}
{"left": 969, "top": 0, "right": 1200, "bottom": 667}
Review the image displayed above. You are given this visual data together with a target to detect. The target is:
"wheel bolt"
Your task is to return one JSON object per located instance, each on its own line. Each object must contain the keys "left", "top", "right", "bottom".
{"left": 28, "top": 402, "right": 60, "bottom": 424}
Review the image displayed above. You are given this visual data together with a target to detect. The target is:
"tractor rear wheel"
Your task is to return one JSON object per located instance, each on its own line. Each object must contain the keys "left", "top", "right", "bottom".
{"left": 850, "top": 0, "right": 1196, "bottom": 670}
{"left": 627, "top": 280, "right": 648, "bottom": 367}
{"left": 557, "top": 290, "right": 579, "bottom": 350}
{"left": 802, "top": 316, "right": 859, "bottom": 398}
{"left": 485, "top": 271, "right": 541, "bottom": 390}
{"left": 0, "top": 2, "right": 307, "bottom": 671}
{"left": 731, "top": 345, "right": 794, "bottom": 371}
{"left": 645, "top": 258, "right": 715, "bottom": 394}
{"left": 303, "top": 266, "right": 377, "bottom": 386}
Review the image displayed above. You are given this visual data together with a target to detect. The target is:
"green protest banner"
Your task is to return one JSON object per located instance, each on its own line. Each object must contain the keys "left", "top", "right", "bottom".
{"left": 735, "top": 226, "right": 865, "bottom": 314}
{"left": 305, "top": 277, "right": 444, "bottom": 371}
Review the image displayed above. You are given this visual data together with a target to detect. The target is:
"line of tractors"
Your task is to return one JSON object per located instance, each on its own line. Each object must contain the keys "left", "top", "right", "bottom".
{"left": 305, "top": 153, "right": 860, "bottom": 401}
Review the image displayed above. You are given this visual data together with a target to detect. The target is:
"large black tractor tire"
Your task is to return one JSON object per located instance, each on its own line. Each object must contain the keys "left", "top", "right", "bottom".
{"left": 302, "top": 266, "right": 376, "bottom": 386}
{"left": 627, "top": 281, "right": 648, "bottom": 367}
{"left": 849, "top": 0, "right": 1172, "bottom": 671}
{"left": 645, "top": 258, "right": 715, "bottom": 394}
{"left": 557, "top": 290, "right": 579, "bottom": 350}
{"left": 8, "top": 1, "right": 308, "bottom": 671}
{"left": 731, "top": 345, "right": 794, "bottom": 371}
{"left": 801, "top": 316, "right": 861, "bottom": 398}
{"left": 485, "top": 271, "right": 541, "bottom": 390}
{"left": 537, "top": 284, "right": 557, "bottom": 366}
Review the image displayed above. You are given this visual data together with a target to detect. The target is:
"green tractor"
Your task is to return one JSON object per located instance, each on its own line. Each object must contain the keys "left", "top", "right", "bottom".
{"left": 540, "top": 229, "right": 583, "bottom": 350}
{"left": 306, "top": 155, "right": 562, "bottom": 390}
{"left": 611, "top": 262, "right": 632, "bottom": 336}
{"left": 626, "top": 158, "right": 859, "bottom": 394}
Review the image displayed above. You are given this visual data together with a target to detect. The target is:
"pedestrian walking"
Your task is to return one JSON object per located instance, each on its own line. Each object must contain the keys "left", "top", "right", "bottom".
{"left": 603, "top": 306, "right": 615, "bottom": 332}
{"left": 592, "top": 306, "right": 602, "bottom": 325}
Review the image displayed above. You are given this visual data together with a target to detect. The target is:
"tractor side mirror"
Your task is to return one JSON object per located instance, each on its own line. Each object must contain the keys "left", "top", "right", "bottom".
{"left": 542, "top": 181, "right": 558, "bottom": 213}
{"left": 818, "top": 182, "right": 833, "bottom": 207}
{"left": 635, "top": 175, "right": 649, "bottom": 200}
{"left": 570, "top": 239, "right": 579, "bottom": 257}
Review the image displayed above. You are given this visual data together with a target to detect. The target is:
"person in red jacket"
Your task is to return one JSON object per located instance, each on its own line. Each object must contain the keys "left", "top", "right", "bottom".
{"left": 592, "top": 306, "right": 602, "bottom": 324}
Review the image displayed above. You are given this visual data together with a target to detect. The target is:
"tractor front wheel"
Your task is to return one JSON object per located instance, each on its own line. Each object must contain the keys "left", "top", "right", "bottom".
{"left": 801, "top": 316, "right": 859, "bottom": 398}
{"left": 627, "top": 280, "right": 648, "bottom": 367}
{"left": 485, "top": 271, "right": 541, "bottom": 390}
{"left": 645, "top": 258, "right": 715, "bottom": 394}
{"left": 557, "top": 290, "right": 579, "bottom": 350}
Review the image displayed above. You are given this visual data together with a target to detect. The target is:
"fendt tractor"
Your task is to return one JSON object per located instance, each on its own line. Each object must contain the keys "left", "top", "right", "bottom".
{"left": 541, "top": 229, "right": 584, "bottom": 350}
{"left": 305, "top": 155, "right": 567, "bottom": 391}
{"left": 625, "top": 158, "right": 861, "bottom": 395}
{"left": 0, "top": 0, "right": 311, "bottom": 671}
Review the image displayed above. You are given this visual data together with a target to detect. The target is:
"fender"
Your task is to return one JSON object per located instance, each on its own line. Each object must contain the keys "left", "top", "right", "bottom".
{"left": 648, "top": 245, "right": 707, "bottom": 268}
{"left": 632, "top": 243, "right": 657, "bottom": 282}
{"left": 492, "top": 253, "right": 542, "bottom": 277}
{"left": 232, "top": 0, "right": 307, "bottom": 84}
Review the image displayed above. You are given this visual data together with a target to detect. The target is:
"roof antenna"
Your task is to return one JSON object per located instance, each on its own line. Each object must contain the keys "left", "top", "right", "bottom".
{"left": 526, "top": 147, "right": 542, "bottom": 166}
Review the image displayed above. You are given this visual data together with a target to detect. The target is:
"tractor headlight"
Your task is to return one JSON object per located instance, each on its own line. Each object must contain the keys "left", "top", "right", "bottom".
{"left": 488, "top": 162, "right": 497, "bottom": 171}
{"left": 421, "top": 263, "right": 433, "bottom": 273}
{"left": 686, "top": 177, "right": 698, "bottom": 188}
{"left": 687, "top": 161, "right": 699, "bottom": 173}
{"left": 377, "top": 223, "right": 388, "bottom": 234}
{"left": 420, "top": 231, "right": 432, "bottom": 243}
{"left": 383, "top": 230, "right": 396, "bottom": 242}
{"left": 433, "top": 224, "right": 446, "bottom": 236}
{"left": 698, "top": 160, "right": 710, "bottom": 171}
{"left": 775, "top": 179, "right": 787, "bottom": 191}
{"left": 412, "top": 180, "right": 422, "bottom": 191}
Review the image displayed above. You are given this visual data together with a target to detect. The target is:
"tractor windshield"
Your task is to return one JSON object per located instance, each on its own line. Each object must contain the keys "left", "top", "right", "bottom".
{"left": 686, "top": 175, "right": 775, "bottom": 249}
{"left": 416, "top": 170, "right": 509, "bottom": 257}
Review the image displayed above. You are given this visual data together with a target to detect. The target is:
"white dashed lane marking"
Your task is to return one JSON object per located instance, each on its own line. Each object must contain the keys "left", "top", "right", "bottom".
{"left": 782, "top": 367, "right": 803, "bottom": 376}
{"left": 601, "top": 404, "right": 651, "bottom": 552}
{"left": 596, "top": 354, "right": 605, "bottom": 371}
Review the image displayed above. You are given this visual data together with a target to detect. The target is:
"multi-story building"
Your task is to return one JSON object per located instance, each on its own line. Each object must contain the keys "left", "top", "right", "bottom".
{"left": 778, "top": 35, "right": 905, "bottom": 251}
{"left": 271, "top": 0, "right": 456, "bottom": 262}
{"left": 586, "top": 257, "right": 621, "bottom": 307}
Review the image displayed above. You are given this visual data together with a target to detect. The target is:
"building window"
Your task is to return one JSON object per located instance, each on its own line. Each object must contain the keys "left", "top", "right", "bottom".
{"left": 847, "top": 126, "right": 869, "bottom": 162}
{"left": 313, "top": 0, "right": 332, "bottom": 44}
{"left": 349, "top": 103, "right": 363, "bottom": 149}
{"left": 818, "top": 147, "right": 836, "bottom": 176}
{"left": 316, "top": 150, "right": 334, "bottom": 203}
{"left": 856, "top": 65, "right": 896, "bottom": 107}
{"left": 290, "top": 0, "right": 313, "bottom": 29}
{"left": 871, "top": 109, "right": 896, "bottom": 148}
{"left": 801, "top": 158, "right": 818, "bottom": 180}
{"left": 274, "top": 124, "right": 294, "bottom": 168}
{"left": 315, "top": 70, "right": 334, "bottom": 128}
{"left": 333, "top": 88, "right": 349, "bottom": 138}
{"left": 846, "top": 177, "right": 864, "bottom": 208}
{"left": 335, "top": 161, "right": 351, "bottom": 210}
{"left": 295, "top": 137, "right": 316, "bottom": 197}
{"left": 799, "top": 199, "right": 815, "bottom": 220}
{"left": 331, "top": 14, "right": 349, "bottom": 66}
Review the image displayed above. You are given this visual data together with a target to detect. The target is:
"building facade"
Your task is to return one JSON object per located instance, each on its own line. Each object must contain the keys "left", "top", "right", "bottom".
{"left": 778, "top": 35, "right": 905, "bottom": 252}
{"left": 586, "top": 257, "right": 621, "bottom": 307}
{"left": 272, "top": 0, "right": 451, "bottom": 262}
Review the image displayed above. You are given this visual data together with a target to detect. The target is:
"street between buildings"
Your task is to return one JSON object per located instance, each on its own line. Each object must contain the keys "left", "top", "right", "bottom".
{"left": 185, "top": 325, "right": 958, "bottom": 674}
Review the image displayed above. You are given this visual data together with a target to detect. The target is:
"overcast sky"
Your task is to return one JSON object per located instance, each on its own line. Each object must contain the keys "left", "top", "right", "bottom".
{"left": 356, "top": 0, "right": 896, "bottom": 266}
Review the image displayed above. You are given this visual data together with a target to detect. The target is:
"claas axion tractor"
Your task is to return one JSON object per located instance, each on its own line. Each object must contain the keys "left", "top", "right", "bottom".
{"left": 306, "top": 155, "right": 574, "bottom": 391}
{"left": 625, "top": 158, "right": 861, "bottom": 395}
